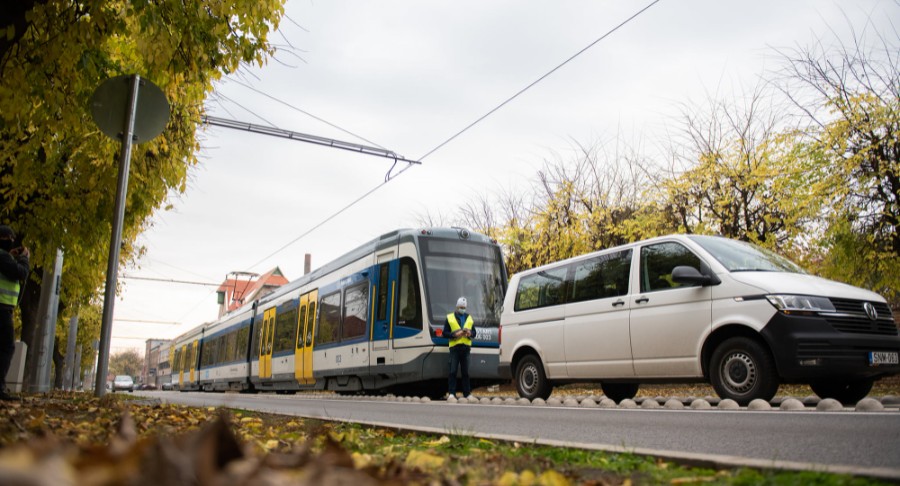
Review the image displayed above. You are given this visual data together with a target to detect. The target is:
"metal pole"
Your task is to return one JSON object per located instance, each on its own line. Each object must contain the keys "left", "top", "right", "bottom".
{"left": 95, "top": 75, "right": 141, "bottom": 397}
{"left": 30, "top": 248, "right": 63, "bottom": 392}
{"left": 63, "top": 315, "right": 78, "bottom": 390}
{"left": 72, "top": 347, "right": 82, "bottom": 390}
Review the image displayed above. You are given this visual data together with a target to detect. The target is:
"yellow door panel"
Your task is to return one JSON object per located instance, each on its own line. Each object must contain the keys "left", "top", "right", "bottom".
{"left": 304, "top": 290, "right": 317, "bottom": 385}
{"left": 190, "top": 340, "right": 198, "bottom": 383}
{"left": 263, "top": 308, "right": 277, "bottom": 379}
{"left": 295, "top": 294, "right": 309, "bottom": 382}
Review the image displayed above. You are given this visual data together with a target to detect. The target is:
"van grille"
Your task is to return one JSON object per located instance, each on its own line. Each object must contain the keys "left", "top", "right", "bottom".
{"left": 823, "top": 299, "right": 898, "bottom": 336}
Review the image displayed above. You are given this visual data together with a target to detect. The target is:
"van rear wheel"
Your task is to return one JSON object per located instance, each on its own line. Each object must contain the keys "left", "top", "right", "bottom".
{"left": 515, "top": 354, "right": 552, "bottom": 400}
{"left": 601, "top": 383, "right": 639, "bottom": 403}
{"left": 709, "top": 337, "right": 778, "bottom": 405}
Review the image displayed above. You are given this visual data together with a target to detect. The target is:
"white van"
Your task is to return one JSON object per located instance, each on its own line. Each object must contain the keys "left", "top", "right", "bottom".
{"left": 498, "top": 234, "right": 899, "bottom": 404}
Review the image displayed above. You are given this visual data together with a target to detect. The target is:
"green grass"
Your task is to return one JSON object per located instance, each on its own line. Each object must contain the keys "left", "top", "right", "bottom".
{"left": 327, "top": 421, "right": 891, "bottom": 485}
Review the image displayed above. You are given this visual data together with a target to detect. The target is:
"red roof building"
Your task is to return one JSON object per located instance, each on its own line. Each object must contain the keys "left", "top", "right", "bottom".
{"left": 216, "top": 268, "right": 289, "bottom": 317}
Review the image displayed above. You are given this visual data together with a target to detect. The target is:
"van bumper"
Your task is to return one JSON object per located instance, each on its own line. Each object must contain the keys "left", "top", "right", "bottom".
{"left": 760, "top": 313, "right": 900, "bottom": 381}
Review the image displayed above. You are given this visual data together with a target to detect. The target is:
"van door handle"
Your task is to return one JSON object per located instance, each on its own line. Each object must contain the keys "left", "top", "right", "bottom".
{"left": 635, "top": 296, "right": 649, "bottom": 304}
{"left": 612, "top": 299, "right": 625, "bottom": 307}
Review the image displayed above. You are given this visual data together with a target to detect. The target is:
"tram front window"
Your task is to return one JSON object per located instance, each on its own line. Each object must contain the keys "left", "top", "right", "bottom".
{"left": 420, "top": 239, "right": 506, "bottom": 327}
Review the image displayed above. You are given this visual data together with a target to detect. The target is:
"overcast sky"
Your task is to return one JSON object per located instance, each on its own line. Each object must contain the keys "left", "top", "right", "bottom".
{"left": 109, "top": 0, "right": 898, "bottom": 352}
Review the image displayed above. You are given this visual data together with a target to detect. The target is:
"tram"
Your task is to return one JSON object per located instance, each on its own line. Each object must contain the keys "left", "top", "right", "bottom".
{"left": 169, "top": 227, "right": 507, "bottom": 398}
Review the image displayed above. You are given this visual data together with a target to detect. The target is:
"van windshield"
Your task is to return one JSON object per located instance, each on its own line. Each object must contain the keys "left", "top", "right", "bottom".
{"left": 419, "top": 238, "right": 506, "bottom": 327}
{"left": 688, "top": 235, "right": 805, "bottom": 273}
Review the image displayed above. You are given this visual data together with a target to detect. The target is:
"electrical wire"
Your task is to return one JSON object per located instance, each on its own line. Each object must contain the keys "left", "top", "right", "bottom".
{"left": 245, "top": 0, "right": 662, "bottom": 270}
{"left": 225, "top": 78, "right": 388, "bottom": 149}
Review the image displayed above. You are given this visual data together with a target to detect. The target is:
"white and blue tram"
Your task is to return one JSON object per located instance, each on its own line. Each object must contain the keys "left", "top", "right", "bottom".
{"left": 169, "top": 227, "right": 507, "bottom": 397}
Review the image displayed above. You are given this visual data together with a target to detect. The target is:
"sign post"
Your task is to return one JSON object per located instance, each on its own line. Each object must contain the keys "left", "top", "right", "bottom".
{"left": 90, "top": 75, "right": 169, "bottom": 397}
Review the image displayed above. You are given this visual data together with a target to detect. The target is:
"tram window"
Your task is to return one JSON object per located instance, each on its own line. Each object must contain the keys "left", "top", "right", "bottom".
{"left": 209, "top": 339, "right": 218, "bottom": 366}
{"left": 397, "top": 258, "right": 422, "bottom": 329}
{"left": 225, "top": 331, "right": 237, "bottom": 362}
{"left": 297, "top": 304, "right": 307, "bottom": 348}
{"left": 377, "top": 263, "right": 389, "bottom": 321}
{"left": 274, "top": 308, "right": 298, "bottom": 353}
{"left": 318, "top": 292, "right": 341, "bottom": 345}
{"left": 173, "top": 349, "right": 181, "bottom": 373}
{"left": 343, "top": 282, "right": 368, "bottom": 339}
{"left": 237, "top": 326, "right": 249, "bottom": 359}
{"left": 306, "top": 301, "right": 316, "bottom": 346}
{"left": 251, "top": 317, "right": 262, "bottom": 357}
{"left": 200, "top": 340, "right": 210, "bottom": 367}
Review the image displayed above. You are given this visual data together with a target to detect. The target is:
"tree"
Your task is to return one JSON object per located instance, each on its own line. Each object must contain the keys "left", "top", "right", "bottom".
{"left": 108, "top": 349, "right": 143, "bottom": 379}
{"left": 0, "top": 0, "right": 285, "bottom": 385}
{"left": 660, "top": 85, "right": 819, "bottom": 255}
{"left": 775, "top": 25, "right": 899, "bottom": 302}
{"left": 51, "top": 301, "right": 103, "bottom": 388}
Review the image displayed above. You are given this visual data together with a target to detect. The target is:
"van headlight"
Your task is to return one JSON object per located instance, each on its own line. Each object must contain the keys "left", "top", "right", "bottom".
{"left": 765, "top": 295, "right": 835, "bottom": 315}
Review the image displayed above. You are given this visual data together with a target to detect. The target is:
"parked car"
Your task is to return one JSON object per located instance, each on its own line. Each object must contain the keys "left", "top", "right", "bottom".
{"left": 161, "top": 382, "right": 174, "bottom": 390}
{"left": 499, "top": 234, "right": 899, "bottom": 405}
{"left": 140, "top": 383, "right": 157, "bottom": 391}
{"left": 112, "top": 375, "right": 134, "bottom": 392}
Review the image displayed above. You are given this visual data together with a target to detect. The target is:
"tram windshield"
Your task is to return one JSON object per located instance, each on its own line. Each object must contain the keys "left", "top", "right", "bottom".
{"left": 420, "top": 238, "right": 506, "bottom": 327}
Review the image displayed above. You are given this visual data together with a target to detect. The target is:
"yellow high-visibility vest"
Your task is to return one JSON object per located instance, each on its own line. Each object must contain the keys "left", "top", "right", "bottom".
{"left": 447, "top": 313, "right": 474, "bottom": 347}
{"left": 0, "top": 251, "right": 20, "bottom": 306}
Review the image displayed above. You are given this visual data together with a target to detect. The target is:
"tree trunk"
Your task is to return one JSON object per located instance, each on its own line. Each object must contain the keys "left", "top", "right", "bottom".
{"left": 52, "top": 336, "right": 65, "bottom": 389}
{"left": 19, "top": 267, "right": 43, "bottom": 388}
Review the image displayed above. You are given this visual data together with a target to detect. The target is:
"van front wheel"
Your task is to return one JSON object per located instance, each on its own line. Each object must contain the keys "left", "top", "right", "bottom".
{"left": 515, "top": 354, "right": 552, "bottom": 400}
{"left": 709, "top": 337, "right": 778, "bottom": 405}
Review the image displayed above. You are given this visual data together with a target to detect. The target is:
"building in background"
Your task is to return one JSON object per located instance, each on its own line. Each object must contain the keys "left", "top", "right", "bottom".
{"left": 216, "top": 267, "right": 289, "bottom": 317}
{"left": 142, "top": 339, "right": 171, "bottom": 388}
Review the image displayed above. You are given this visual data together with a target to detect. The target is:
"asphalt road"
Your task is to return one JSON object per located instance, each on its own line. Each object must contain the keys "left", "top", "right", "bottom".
{"left": 140, "top": 391, "right": 900, "bottom": 479}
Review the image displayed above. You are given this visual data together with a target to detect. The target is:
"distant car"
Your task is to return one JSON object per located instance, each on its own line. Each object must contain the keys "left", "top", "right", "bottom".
{"left": 161, "top": 382, "right": 174, "bottom": 391}
{"left": 112, "top": 375, "right": 134, "bottom": 392}
{"left": 140, "top": 383, "right": 157, "bottom": 390}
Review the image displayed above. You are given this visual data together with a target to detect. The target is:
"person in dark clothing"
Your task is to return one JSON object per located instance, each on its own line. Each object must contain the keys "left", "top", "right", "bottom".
{"left": 443, "top": 296, "right": 476, "bottom": 399}
{"left": 0, "top": 225, "right": 29, "bottom": 401}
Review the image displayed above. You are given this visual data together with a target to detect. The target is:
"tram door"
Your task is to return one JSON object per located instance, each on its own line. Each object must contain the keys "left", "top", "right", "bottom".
{"left": 189, "top": 340, "right": 198, "bottom": 383}
{"left": 259, "top": 308, "right": 276, "bottom": 379}
{"left": 177, "top": 345, "right": 187, "bottom": 388}
{"left": 371, "top": 253, "right": 398, "bottom": 368}
{"left": 294, "top": 290, "right": 318, "bottom": 385}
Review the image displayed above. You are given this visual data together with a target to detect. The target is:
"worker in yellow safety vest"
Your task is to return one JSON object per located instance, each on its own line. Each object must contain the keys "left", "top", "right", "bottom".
{"left": 0, "top": 225, "right": 29, "bottom": 401}
{"left": 443, "top": 296, "right": 476, "bottom": 399}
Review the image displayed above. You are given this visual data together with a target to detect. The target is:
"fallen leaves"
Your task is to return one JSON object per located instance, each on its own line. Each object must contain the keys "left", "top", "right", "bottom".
{"left": 0, "top": 394, "right": 417, "bottom": 485}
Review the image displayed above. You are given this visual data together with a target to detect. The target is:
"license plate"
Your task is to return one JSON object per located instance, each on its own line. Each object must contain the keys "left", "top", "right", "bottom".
{"left": 868, "top": 351, "right": 899, "bottom": 366}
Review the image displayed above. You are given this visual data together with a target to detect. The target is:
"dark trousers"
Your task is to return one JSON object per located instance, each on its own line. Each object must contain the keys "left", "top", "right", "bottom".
{"left": 448, "top": 344, "right": 471, "bottom": 396}
{"left": 0, "top": 307, "right": 14, "bottom": 393}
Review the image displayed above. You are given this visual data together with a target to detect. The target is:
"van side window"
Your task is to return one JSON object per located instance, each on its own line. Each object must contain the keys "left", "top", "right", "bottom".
{"left": 514, "top": 266, "right": 568, "bottom": 311}
{"left": 569, "top": 249, "right": 632, "bottom": 303}
{"left": 640, "top": 242, "right": 703, "bottom": 292}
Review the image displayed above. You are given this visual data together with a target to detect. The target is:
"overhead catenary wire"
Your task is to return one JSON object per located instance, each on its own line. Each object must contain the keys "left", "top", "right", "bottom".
{"left": 120, "top": 275, "right": 220, "bottom": 287}
{"left": 201, "top": 115, "right": 421, "bottom": 165}
{"left": 226, "top": 78, "right": 387, "bottom": 149}
{"left": 244, "top": 0, "right": 663, "bottom": 271}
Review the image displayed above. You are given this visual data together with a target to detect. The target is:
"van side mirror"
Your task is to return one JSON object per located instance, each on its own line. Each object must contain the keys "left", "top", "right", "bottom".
{"left": 672, "top": 266, "right": 717, "bottom": 286}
